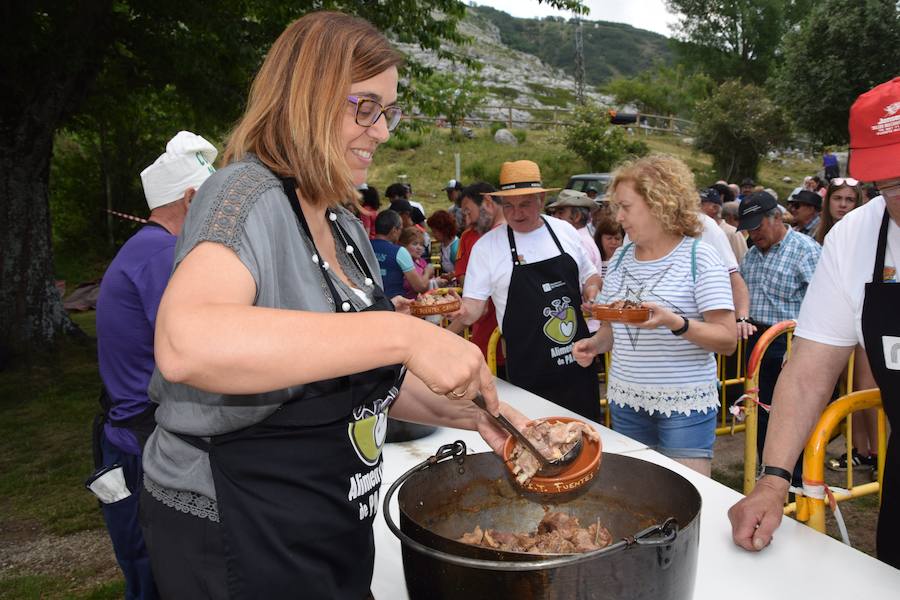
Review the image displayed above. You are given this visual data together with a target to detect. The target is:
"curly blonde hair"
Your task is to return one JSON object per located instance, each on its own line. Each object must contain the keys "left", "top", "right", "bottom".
{"left": 608, "top": 154, "right": 701, "bottom": 237}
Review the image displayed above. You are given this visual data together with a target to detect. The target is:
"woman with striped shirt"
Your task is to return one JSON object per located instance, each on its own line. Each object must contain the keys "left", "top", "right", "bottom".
{"left": 574, "top": 155, "right": 737, "bottom": 475}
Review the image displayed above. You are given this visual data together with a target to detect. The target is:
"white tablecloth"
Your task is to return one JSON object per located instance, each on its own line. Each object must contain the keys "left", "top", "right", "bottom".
{"left": 371, "top": 379, "right": 900, "bottom": 599}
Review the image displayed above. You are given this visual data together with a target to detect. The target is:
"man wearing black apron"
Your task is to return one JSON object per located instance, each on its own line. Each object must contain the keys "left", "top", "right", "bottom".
{"left": 728, "top": 77, "right": 900, "bottom": 567}
{"left": 454, "top": 160, "right": 603, "bottom": 422}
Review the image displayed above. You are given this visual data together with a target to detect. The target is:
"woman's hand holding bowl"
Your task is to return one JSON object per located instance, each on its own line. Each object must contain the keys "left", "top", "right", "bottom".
{"left": 631, "top": 301, "right": 679, "bottom": 330}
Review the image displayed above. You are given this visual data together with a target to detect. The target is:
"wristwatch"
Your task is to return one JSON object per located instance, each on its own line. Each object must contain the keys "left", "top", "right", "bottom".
{"left": 671, "top": 316, "right": 689, "bottom": 336}
{"left": 759, "top": 465, "right": 792, "bottom": 484}
{"left": 736, "top": 317, "right": 751, "bottom": 324}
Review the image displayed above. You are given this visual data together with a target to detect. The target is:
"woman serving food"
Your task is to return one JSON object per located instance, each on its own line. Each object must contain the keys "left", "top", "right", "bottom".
{"left": 574, "top": 154, "right": 736, "bottom": 476}
{"left": 140, "top": 12, "right": 521, "bottom": 598}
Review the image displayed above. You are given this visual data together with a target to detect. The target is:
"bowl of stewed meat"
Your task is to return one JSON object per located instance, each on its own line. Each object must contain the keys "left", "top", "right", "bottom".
{"left": 502, "top": 416, "right": 602, "bottom": 496}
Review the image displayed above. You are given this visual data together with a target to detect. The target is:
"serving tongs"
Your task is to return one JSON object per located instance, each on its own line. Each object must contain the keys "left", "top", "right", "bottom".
{"left": 472, "top": 393, "right": 582, "bottom": 477}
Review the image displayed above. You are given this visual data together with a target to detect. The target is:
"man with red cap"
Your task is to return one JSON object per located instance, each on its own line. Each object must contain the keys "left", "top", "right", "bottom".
{"left": 728, "top": 77, "right": 900, "bottom": 568}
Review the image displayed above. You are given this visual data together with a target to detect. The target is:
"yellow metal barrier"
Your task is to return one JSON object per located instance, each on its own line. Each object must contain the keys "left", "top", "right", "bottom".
{"left": 742, "top": 320, "right": 797, "bottom": 495}
{"left": 794, "top": 389, "right": 885, "bottom": 533}
{"left": 715, "top": 336, "right": 746, "bottom": 436}
{"left": 486, "top": 327, "right": 501, "bottom": 376}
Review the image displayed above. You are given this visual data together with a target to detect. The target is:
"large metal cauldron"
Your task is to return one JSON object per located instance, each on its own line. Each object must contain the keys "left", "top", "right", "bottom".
{"left": 383, "top": 442, "right": 701, "bottom": 600}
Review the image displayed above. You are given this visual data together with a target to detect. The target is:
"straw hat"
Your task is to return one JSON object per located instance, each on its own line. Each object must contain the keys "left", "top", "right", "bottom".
{"left": 486, "top": 160, "right": 560, "bottom": 197}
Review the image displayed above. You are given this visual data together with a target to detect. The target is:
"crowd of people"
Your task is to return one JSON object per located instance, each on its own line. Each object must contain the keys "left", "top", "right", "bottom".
{"left": 88, "top": 8, "right": 900, "bottom": 595}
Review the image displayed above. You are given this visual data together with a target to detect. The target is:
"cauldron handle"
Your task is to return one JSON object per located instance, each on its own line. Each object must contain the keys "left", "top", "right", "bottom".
{"left": 381, "top": 440, "right": 680, "bottom": 572}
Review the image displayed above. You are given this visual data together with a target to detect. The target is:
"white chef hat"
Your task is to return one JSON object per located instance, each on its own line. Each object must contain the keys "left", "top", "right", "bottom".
{"left": 140, "top": 131, "right": 217, "bottom": 210}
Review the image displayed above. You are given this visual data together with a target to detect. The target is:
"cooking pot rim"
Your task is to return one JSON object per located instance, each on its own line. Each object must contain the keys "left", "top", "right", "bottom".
{"left": 382, "top": 441, "right": 684, "bottom": 571}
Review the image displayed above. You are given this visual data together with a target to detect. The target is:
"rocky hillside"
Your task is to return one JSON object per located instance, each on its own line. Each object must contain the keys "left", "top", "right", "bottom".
{"left": 472, "top": 5, "right": 674, "bottom": 85}
{"left": 393, "top": 5, "right": 673, "bottom": 124}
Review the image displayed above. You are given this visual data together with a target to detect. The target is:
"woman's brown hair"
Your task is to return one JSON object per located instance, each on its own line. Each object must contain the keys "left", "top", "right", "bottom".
{"left": 593, "top": 216, "right": 624, "bottom": 261}
{"left": 816, "top": 181, "right": 863, "bottom": 244}
{"left": 608, "top": 154, "right": 702, "bottom": 238}
{"left": 398, "top": 226, "right": 423, "bottom": 247}
{"left": 223, "top": 11, "right": 403, "bottom": 207}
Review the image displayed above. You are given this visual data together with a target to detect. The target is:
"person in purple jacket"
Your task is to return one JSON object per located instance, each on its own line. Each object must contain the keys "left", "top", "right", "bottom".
{"left": 90, "top": 131, "right": 215, "bottom": 600}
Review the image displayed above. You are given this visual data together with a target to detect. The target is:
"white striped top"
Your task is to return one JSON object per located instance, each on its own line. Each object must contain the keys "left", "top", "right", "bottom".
{"left": 598, "top": 237, "right": 734, "bottom": 416}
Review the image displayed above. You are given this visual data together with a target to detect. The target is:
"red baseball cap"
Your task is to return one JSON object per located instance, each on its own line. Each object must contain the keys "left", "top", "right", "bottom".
{"left": 848, "top": 77, "right": 900, "bottom": 182}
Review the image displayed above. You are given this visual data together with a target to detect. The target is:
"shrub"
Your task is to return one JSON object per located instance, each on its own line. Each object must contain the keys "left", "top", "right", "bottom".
{"left": 694, "top": 80, "right": 790, "bottom": 181}
{"left": 513, "top": 129, "right": 527, "bottom": 144}
{"left": 383, "top": 129, "right": 423, "bottom": 151}
{"left": 560, "top": 104, "right": 649, "bottom": 172}
{"left": 463, "top": 159, "right": 501, "bottom": 186}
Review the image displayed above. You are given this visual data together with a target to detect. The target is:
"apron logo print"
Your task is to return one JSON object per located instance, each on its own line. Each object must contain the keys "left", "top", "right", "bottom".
{"left": 883, "top": 336, "right": 900, "bottom": 371}
{"left": 347, "top": 408, "right": 388, "bottom": 466}
{"left": 541, "top": 281, "right": 565, "bottom": 293}
{"left": 542, "top": 296, "right": 577, "bottom": 345}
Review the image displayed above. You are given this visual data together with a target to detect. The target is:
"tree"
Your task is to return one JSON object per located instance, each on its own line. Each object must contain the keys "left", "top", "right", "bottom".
{"left": 414, "top": 71, "right": 487, "bottom": 137}
{"left": 605, "top": 63, "right": 715, "bottom": 118}
{"left": 0, "top": 0, "right": 586, "bottom": 352}
{"left": 693, "top": 80, "right": 790, "bottom": 181}
{"left": 561, "top": 104, "right": 649, "bottom": 172}
{"left": 773, "top": 0, "right": 900, "bottom": 145}
{"left": 665, "top": 0, "right": 814, "bottom": 84}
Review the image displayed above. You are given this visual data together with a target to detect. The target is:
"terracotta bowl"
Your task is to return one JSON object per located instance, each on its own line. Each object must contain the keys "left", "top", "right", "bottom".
{"left": 410, "top": 298, "right": 460, "bottom": 317}
{"left": 592, "top": 304, "right": 651, "bottom": 323}
{"left": 502, "top": 416, "right": 602, "bottom": 496}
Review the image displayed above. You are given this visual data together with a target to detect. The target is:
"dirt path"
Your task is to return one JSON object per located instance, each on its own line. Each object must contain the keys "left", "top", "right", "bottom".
{"left": 0, "top": 519, "right": 119, "bottom": 596}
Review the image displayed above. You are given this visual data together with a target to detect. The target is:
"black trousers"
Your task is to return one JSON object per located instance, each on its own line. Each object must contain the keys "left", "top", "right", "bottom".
{"left": 139, "top": 488, "right": 228, "bottom": 599}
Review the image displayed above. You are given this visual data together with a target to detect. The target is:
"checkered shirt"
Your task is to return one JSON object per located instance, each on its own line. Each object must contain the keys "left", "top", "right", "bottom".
{"left": 740, "top": 228, "right": 821, "bottom": 327}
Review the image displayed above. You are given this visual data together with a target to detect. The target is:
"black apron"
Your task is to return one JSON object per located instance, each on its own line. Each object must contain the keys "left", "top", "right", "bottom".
{"left": 860, "top": 208, "right": 900, "bottom": 568}
{"left": 178, "top": 179, "right": 405, "bottom": 598}
{"left": 501, "top": 219, "right": 600, "bottom": 422}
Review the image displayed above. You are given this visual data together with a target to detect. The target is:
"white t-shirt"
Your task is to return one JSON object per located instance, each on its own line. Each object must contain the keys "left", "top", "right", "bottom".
{"left": 699, "top": 213, "right": 739, "bottom": 273}
{"left": 795, "top": 196, "right": 899, "bottom": 349}
{"left": 623, "top": 213, "right": 739, "bottom": 274}
{"left": 599, "top": 238, "right": 734, "bottom": 416}
{"left": 577, "top": 225, "right": 603, "bottom": 274}
{"left": 463, "top": 216, "right": 598, "bottom": 329}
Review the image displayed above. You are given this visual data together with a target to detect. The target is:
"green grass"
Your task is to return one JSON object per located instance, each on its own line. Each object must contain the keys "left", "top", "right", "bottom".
{"left": 0, "top": 312, "right": 125, "bottom": 598}
{"left": 370, "top": 125, "right": 820, "bottom": 215}
{"left": 0, "top": 311, "right": 103, "bottom": 536}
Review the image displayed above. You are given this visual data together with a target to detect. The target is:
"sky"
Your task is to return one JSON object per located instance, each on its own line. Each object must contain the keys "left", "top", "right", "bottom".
{"left": 470, "top": 0, "right": 679, "bottom": 37}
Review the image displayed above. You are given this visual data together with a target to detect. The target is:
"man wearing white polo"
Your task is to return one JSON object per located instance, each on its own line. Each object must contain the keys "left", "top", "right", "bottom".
{"left": 728, "top": 77, "right": 900, "bottom": 568}
{"left": 451, "top": 160, "right": 602, "bottom": 421}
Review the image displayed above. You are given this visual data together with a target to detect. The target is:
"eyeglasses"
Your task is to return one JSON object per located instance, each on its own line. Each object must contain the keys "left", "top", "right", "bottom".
{"left": 347, "top": 96, "right": 402, "bottom": 131}
{"left": 831, "top": 178, "right": 859, "bottom": 187}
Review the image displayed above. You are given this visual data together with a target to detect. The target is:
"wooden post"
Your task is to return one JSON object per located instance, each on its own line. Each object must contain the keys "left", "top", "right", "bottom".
{"left": 507, "top": 106, "right": 513, "bottom": 129}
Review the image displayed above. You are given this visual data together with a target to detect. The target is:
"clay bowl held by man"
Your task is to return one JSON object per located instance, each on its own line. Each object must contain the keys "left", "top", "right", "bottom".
{"left": 410, "top": 288, "right": 461, "bottom": 317}
{"left": 502, "top": 416, "right": 602, "bottom": 497}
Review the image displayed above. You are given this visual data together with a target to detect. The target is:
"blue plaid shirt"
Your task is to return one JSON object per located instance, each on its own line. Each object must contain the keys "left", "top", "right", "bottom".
{"left": 740, "top": 228, "right": 821, "bottom": 327}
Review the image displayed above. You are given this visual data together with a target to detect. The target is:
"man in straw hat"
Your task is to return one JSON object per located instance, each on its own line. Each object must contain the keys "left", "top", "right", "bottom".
{"left": 90, "top": 131, "right": 216, "bottom": 599}
{"left": 450, "top": 160, "right": 603, "bottom": 421}
{"left": 729, "top": 77, "right": 900, "bottom": 568}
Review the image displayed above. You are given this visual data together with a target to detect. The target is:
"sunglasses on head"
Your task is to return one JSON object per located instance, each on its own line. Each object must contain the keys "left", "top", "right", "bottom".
{"left": 830, "top": 178, "right": 859, "bottom": 187}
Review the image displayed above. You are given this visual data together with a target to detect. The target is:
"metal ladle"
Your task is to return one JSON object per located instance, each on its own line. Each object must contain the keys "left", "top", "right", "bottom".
{"left": 472, "top": 393, "right": 582, "bottom": 478}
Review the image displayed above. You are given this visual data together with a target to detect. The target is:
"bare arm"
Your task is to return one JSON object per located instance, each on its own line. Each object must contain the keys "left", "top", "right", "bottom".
{"left": 448, "top": 296, "right": 488, "bottom": 327}
{"left": 638, "top": 304, "right": 736, "bottom": 355}
{"left": 155, "top": 242, "right": 498, "bottom": 413}
{"left": 581, "top": 273, "right": 601, "bottom": 304}
{"left": 390, "top": 373, "right": 530, "bottom": 453}
{"left": 728, "top": 338, "right": 853, "bottom": 551}
{"left": 403, "top": 266, "right": 431, "bottom": 293}
{"left": 729, "top": 271, "right": 757, "bottom": 340}
{"left": 572, "top": 321, "right": 614, "bottom": 367}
